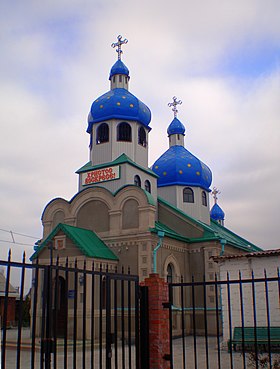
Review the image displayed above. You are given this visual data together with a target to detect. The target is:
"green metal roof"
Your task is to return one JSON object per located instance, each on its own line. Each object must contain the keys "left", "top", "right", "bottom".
{"left": 157, "top": 197, "right": 262, "bottom": 252}
{"left": 150, "top": 221, "right": 191, "bottom": 243}
{"left": 76, "top": 153, "right": 158, "bottom": 178}
{"left": 207, "top": 218, "right": 262, "bottom": 252}
{"left": 30, "top": 223, "right": 118, "bottom": 261}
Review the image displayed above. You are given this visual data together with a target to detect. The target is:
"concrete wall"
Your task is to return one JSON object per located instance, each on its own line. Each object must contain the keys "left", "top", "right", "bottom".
{"left": 217, "top": 254, "right": 280, "bottom": 345}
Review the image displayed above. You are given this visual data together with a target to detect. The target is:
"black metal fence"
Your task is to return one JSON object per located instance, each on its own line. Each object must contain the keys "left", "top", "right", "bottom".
{"left": 168, "top": 271, "right": 280, "bottom": 369}
{"left": 0, "top": 252, "right": 148, "bottom": 369}
{"left": 3, "top": 252, "right": 280, "bottom": 369}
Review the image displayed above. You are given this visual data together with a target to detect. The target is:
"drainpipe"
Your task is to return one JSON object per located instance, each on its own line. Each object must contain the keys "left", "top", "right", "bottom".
{"left": 153, "top": 230, "right": 165, "bottom": 273}
{"left": 218, "top": 238, "right": 227, "bottom": 331}
{"left": 219, "top": 238, "right": 226, "bottom": 256}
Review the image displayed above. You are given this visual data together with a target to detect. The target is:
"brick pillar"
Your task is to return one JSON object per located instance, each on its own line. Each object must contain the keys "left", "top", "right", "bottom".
{"left": 141, "top": 273, "right": 170, "bottom": 369}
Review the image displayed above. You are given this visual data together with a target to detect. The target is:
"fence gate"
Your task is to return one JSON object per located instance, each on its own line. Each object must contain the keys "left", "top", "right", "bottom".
{"left": 167, "top": 273, "right": 280, "bottom": 369}
{"left": 0, "top": 254, "right": 149, "bottom": 369}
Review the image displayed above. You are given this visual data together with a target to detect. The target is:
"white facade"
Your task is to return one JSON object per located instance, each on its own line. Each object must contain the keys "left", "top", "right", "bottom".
{"left": 158, "top": 185, "right": 210, "bottom": 224}
{"left": 216, "top": 251, "right": 280, "bottom": 346}
{"left": 89, "top": 119, "right": 149, "bottom": 167}
{"left": 169, "top": 133, "right": 185, "bottom": 147}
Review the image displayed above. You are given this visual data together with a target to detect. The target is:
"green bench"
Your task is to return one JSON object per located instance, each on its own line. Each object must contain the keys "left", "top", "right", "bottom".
{"left": 228, "top": 327, "right": 280, "bottom": 352}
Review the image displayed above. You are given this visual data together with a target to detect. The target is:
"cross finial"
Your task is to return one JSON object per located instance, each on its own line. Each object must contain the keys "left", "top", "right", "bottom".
{"left": 111, "top": 35, "right": 128, "bottom": 61}
{"left": 168, "top": 96, "right": 182, "bottom": 118}
{"left": 211, "top": 187, "right": 221, "bottom": 204}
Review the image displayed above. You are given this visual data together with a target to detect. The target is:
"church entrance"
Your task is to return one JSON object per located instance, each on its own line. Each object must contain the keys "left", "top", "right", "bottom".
{"left": 53, "top": 276, "right": 67, "bottom": 338}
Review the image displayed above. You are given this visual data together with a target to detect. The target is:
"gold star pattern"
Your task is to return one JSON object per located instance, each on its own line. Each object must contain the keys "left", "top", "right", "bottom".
{"left": 163, "top": 171, "right": 167, "bottom": 176}
{"left": 117, "top": 102, "right": 121, "bottom": 106}
{"left": 155, "top": 166, "right": 158, "bottom": 169}
{"left": 196, "top": 171, "right": 200, "bottom": 176}
{"left": 179, "top": 170, "right": 183, "bottom": 174}
{"left": 130, "top": 104, "right": 134, "bottom": 108}
{"left": 187, "top": 164, "right": 191, "bottom": 167}
{"left": 100, "top": 105, "right": 103, "bottom": 109}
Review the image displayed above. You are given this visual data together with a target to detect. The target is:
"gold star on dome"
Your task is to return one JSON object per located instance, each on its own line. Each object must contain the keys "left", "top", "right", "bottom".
{"left": 117, "top": 102, "right": 121, "bottom": 106}
{"left": 196, "top": 171, "right": 200, "bottom": 176}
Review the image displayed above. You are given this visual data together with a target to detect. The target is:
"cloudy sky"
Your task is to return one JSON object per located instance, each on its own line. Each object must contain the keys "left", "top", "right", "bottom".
{"left": 0, "top": 0, "right": 279, "bottom": 262}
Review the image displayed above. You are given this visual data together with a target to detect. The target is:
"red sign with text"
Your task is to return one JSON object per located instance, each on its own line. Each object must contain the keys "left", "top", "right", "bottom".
{"left": 82, "top": 166, "right": 120, "bottom": 185}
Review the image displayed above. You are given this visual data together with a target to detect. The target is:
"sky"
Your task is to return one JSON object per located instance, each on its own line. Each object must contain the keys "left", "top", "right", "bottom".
{"left": 0, "top": 0, "right": 280, "bottom": 263}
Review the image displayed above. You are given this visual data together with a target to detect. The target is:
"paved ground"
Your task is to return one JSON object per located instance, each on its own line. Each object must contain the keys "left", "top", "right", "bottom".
{"left": 2, "top": 328, "right": 279, "bottom": 369}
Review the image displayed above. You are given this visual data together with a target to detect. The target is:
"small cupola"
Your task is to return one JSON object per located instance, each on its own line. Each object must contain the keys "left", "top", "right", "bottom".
{"left": 167, "top": 97, "right": 185, "bottom": 147}
{"left": 152, "top": 97, "right": 212, "bottom": 191}
{"left": 109, "top": 35, "right": 130, "bottom": 90}
{"left": 210, "top": 187, "right": 225, "bottom": 226}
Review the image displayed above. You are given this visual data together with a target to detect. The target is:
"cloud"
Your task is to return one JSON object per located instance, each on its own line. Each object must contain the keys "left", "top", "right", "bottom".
{"left": 0, "top": 0, "right": 279, "bottom": 260}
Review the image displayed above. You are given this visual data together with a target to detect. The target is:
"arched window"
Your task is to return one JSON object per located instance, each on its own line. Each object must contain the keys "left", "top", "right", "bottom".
{"left": 144, "top": 180, "right": 151, "bottom": 193}
{"left": 134, "top": 175, "right": 141, "bottom": 187}
{"left": 53, "top": 210, "right": 65, "bottom": 229}
{"left": 138, "top": 127, "right": 147, "bottom": 147}
{"left": 77, "top": 200, "right": 109, "bottom": 232}
{"left": 183, "top": 187, "right": 194, "bottom": 203}
{"left": 117, "top": 122, "right": 131, "bottom": 142}
{"left": 89, "top": 132, "right": 93, "bottom": 149}
{"left": 122, "top": 199, "right": 139, "bottom": 229}
{"left": 96, "top": 123, "right": 109, "bottom": 144}
{"left": 167, "top": 263, "right": 174, "bottom": 284}
{"left": 202, "top": 191, "right": 207, "bottom": 206}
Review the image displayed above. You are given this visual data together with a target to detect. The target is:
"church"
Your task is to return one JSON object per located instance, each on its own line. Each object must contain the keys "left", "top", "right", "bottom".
{"left": 31, "top": 35, "right": 261, "bottom": 292}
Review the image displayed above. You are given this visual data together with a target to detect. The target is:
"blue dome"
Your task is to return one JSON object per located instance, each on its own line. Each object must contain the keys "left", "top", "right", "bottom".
{"left": 109, "top": 60, "right": 129, "bottom": 80}
{"left": 152, "top": 145, "right": 212, "bottom": 191}
{"left": 210, "top": 203, "right": 225, "bottom": 221}
{"left": 87, "top": 88, "right": 151, "bottom": 132}
{"left": 167, "top": 117, "right": 185, "bottom": 136}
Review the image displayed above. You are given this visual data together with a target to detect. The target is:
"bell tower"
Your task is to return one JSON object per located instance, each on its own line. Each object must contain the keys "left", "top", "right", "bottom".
{"left": 77, "top": 36, "right": 157, "bottom": 201}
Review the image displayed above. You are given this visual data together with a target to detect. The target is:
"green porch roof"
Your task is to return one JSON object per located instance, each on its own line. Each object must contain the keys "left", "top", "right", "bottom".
{"left": 76, "top": 153, "right": 158, "bottom": 178}
{"left": 30, "top": 223, "right": 118, "bottom": 261}
{"left": 156, "top": 197, "right": 262, "bottom": 252}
